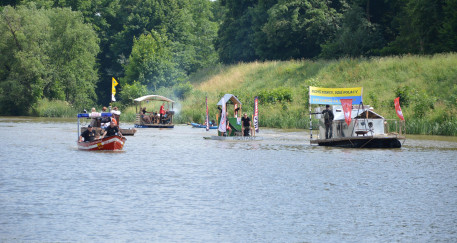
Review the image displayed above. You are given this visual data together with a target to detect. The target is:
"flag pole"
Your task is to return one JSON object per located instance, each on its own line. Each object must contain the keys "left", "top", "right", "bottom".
{"left": 309, "top": 86, "right": 312, "bottom": 140}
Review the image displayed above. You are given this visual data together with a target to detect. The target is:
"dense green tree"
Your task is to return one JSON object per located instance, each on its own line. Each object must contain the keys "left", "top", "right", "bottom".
{"left": 20, "top": 0, "right": 122, "bottom": 104}
{"left": 320, "top": 4, "right": 384, "bottom": 58}
{"left": 123, "top": 32, "right": 185, "bottom": 91}
{"left": 118, "top": 80, "right": 148, "bottom": 105}
{"left": 217, "top": 0, "right": 346, "bottom": 62}
{"left": 386, "top": 0, "right": 444, "bottom": 54}
{"left": 215, "top": 0, "right": 259, "bottom": 63}
{"left": 117, "top": 0, "right": 217, "bottom": 94}
{"left": 0, "top": 4, "right": 99, "bottom": 115}
{"left": 440, "top": 0, "right": 457, "bottom": 52}
{"left": 260, "top": 0, "right": 343, "bottom": 59}
{"left": 18, "top": 0, "right": 219, "bottom": 104}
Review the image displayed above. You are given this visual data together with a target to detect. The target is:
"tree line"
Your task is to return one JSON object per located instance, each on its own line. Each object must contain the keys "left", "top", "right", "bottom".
{"left": 1, "top": 0, "right": 456, "bottom": 115}
{"left": 217, "top": 0, "right": 457, "bottom": 63}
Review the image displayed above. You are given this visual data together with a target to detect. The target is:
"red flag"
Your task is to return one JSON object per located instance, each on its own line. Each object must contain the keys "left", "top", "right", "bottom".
{"left": 394, "top": 97, "right": 405, "bottom": 121}
{"left": 340, "top": 99, "right": 352, "bottom": 126}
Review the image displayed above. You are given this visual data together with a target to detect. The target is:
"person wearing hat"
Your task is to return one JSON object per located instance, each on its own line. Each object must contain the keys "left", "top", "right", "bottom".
{"left": 101, "top": 118, "right": 123, "bottom": 139}
{"left": 79, "top": 125, "right": 97, "bottom": 142}
{"left": 322, "top": 104, "right": 334, "bottom": 139}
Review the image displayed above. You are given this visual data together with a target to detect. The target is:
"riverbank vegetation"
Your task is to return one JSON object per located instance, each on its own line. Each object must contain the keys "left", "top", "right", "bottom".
{"left": 172, "top": 53, "right": 457, "bottom": 136}
{"left": 1, "top": 1, "right": 457, "bottom": 135}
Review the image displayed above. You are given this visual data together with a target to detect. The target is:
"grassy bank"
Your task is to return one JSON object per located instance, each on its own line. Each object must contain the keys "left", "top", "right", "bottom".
{"left": 176, "top": 53, "right": 457, "bottom": 136}
{"left": 31, "top": 99, "right": 79, "bottom": 118}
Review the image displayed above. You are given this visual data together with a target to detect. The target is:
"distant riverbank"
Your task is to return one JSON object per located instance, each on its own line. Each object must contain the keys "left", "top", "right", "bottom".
{"left": 24, "top": 53, "right": 457, "bottom": 136}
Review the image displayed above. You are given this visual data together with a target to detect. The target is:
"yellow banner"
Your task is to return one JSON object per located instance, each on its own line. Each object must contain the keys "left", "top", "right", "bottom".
{"left": 309, "top": 86, "right": 362, "bottom": 97}
{"left": 309, "top": 86, "right": 363, "bottom": 104}
{"left": 112, "top": 77, "right": 118, "bottom": 95}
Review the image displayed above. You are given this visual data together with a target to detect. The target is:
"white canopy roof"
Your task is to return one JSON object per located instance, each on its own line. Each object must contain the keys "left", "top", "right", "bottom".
{"left": 334, "top": 108, "right": 384, "bottom": 120}
{"left": 134, "top": 95, "right": 175, "bottom": 103}
{"left": 217, "top": 94, "right": 242, "bottom": 106}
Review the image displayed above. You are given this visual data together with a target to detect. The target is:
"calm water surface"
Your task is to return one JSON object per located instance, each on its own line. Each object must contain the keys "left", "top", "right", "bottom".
{"left": 1, "top": 117, "right": 456, "bottom": 242}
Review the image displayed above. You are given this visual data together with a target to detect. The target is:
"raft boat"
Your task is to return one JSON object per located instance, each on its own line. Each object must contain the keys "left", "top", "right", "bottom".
{"left": 134, "top": 95, "right": 175, "bottom": 128}
{"left": 310, "top": 105, "right": 405, "bottom": 148}
{"left": 205, "top": 94, "right": 261, "bottom": 140}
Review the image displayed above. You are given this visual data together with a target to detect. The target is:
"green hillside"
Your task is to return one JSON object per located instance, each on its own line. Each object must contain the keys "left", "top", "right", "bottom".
{"left": 175, "top": 53, "right": 457, "bottom": 136}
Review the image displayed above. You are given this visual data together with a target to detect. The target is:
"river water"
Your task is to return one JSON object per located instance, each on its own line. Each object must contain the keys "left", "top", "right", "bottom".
{"left": 0, "top": 117, "right": 456, "bottom": 242}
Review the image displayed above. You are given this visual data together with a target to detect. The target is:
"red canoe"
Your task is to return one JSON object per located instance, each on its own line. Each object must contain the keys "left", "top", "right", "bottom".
{"left": 77, "top": 135, "right": 126, "bottom": 151}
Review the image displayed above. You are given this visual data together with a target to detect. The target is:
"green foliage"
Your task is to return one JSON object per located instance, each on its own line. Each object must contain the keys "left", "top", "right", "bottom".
{"left": 260, "top": 0, "right": 343, "bottom": 59}
{"left": 123, "top": 31, "right": 186, "bottom": 90}
{"left": 217, "top": 0, "right": 457, "bottom": 61}
{"left": 180, "top": 54, "right": 457, "bottom": 135}
{"left": 410, "top": 90, "right": 436, "bottom": 119}
{"left": 367, "top": 91, "right": 379, "bottom": 110}
{"left": 32, "top": 98, "right": 78, "bottom": 117}
{"left": 394, "top": 85, "right": 411, "bottom": 107}
{"left": 258, "top": 87, "right": 292, "bottom": 104}
{"left": 440, "top": 0, "right": 457, "bottom": 52}
{"left": 0, "top": 4, "right": 99, "bottom": 115}
{"left": 320, "top": 4, "right": 384, "bottom": 58}
{"left": 385, "top": 0, "right": 445, "bottom": 54}
{"left": 118, "top": 81, "right": 148, "bottom": 105}
{"left": 172, "top": 82, "right": 193, "bottom": 100}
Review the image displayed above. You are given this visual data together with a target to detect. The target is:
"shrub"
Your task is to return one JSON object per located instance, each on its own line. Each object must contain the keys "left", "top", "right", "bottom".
{"left": 32, "top": 98, "right": 78, "bottom": 117}
{"left": 258, "top": 87, "right": 293, "bottom": 104}
{"left": 173, "top": 82, "right": 193, "bottom": 100}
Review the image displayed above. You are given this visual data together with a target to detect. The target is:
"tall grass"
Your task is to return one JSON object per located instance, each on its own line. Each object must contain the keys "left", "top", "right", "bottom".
{"left": 180, "top": 53, "right": 457, "bottom": 136}
{"left": 32, "top": 99, "right": 78, "bottom": 117}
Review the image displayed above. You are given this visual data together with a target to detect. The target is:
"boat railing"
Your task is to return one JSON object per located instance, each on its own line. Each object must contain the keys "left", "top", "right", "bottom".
{"left": 384, "top": 119, "right": 406, "bottom": 136}
{"left": 325, "top": 119, "right": 405, "bottom": 140}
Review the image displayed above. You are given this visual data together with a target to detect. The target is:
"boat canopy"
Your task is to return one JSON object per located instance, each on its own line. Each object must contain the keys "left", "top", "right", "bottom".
{"left": 134, "top": 95, "right": 175, "bottom": 103}
{"left": 354, "top": 110, "right": 384, "bottom": 119}
{"left": 77, "top": 112, "right": 112, "bottom": 118}
{"left": 217, "top": 94, "right": 241, "bottom": 106}
{"left": 334, "top": 108, "right": 384, "bottom": 120}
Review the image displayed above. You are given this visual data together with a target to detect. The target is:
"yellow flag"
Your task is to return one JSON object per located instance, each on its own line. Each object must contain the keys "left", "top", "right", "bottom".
{"left": 112, "top": 77, "right": 118, "bottom": 101}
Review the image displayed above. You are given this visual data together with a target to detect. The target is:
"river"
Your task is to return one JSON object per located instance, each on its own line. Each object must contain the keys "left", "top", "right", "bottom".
{"left": 0, "top": 117, "right": 456, "bottom": 242}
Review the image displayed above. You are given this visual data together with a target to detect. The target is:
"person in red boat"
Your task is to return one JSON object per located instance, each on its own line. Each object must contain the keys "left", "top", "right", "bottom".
{"left": 101, "top": 119, "right": 123, "bottom": 139}
{"left": 79, "top": 125, "right": 97, "bottom": 142}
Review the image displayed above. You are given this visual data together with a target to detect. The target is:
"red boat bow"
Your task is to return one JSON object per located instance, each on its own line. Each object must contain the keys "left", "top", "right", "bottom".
{"left": 77, "top": 135, "right": 126, "bottom": 151}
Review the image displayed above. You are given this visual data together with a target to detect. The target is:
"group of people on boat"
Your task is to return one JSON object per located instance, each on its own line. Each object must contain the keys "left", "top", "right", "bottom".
{"left": 219, "top": 112, "right": 253, "bottom": 136}
{"left": 79, "top": 118, "right": 123, "bottom": 142}
{"left": 79, "top": 106, "right": 124, "bottom": 143}
{"left": 88, "top": 106, "right": 121, "bottom": 128}
{"left": 140, "top": 103, "right": 171, "bottom": 124}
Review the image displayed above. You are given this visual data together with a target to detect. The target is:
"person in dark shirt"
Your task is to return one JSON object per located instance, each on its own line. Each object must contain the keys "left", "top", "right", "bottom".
{"left": 79, "top": 125, "right": 97, "bottom": 142}
{"left": 101, "top": 119, "right": 123, "bottom": 139}
{"left": 322, "top": 105, "right": 334, "bottom": 139}
{"left": 241, "top": 113, "right": 252, "bottom": 136}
